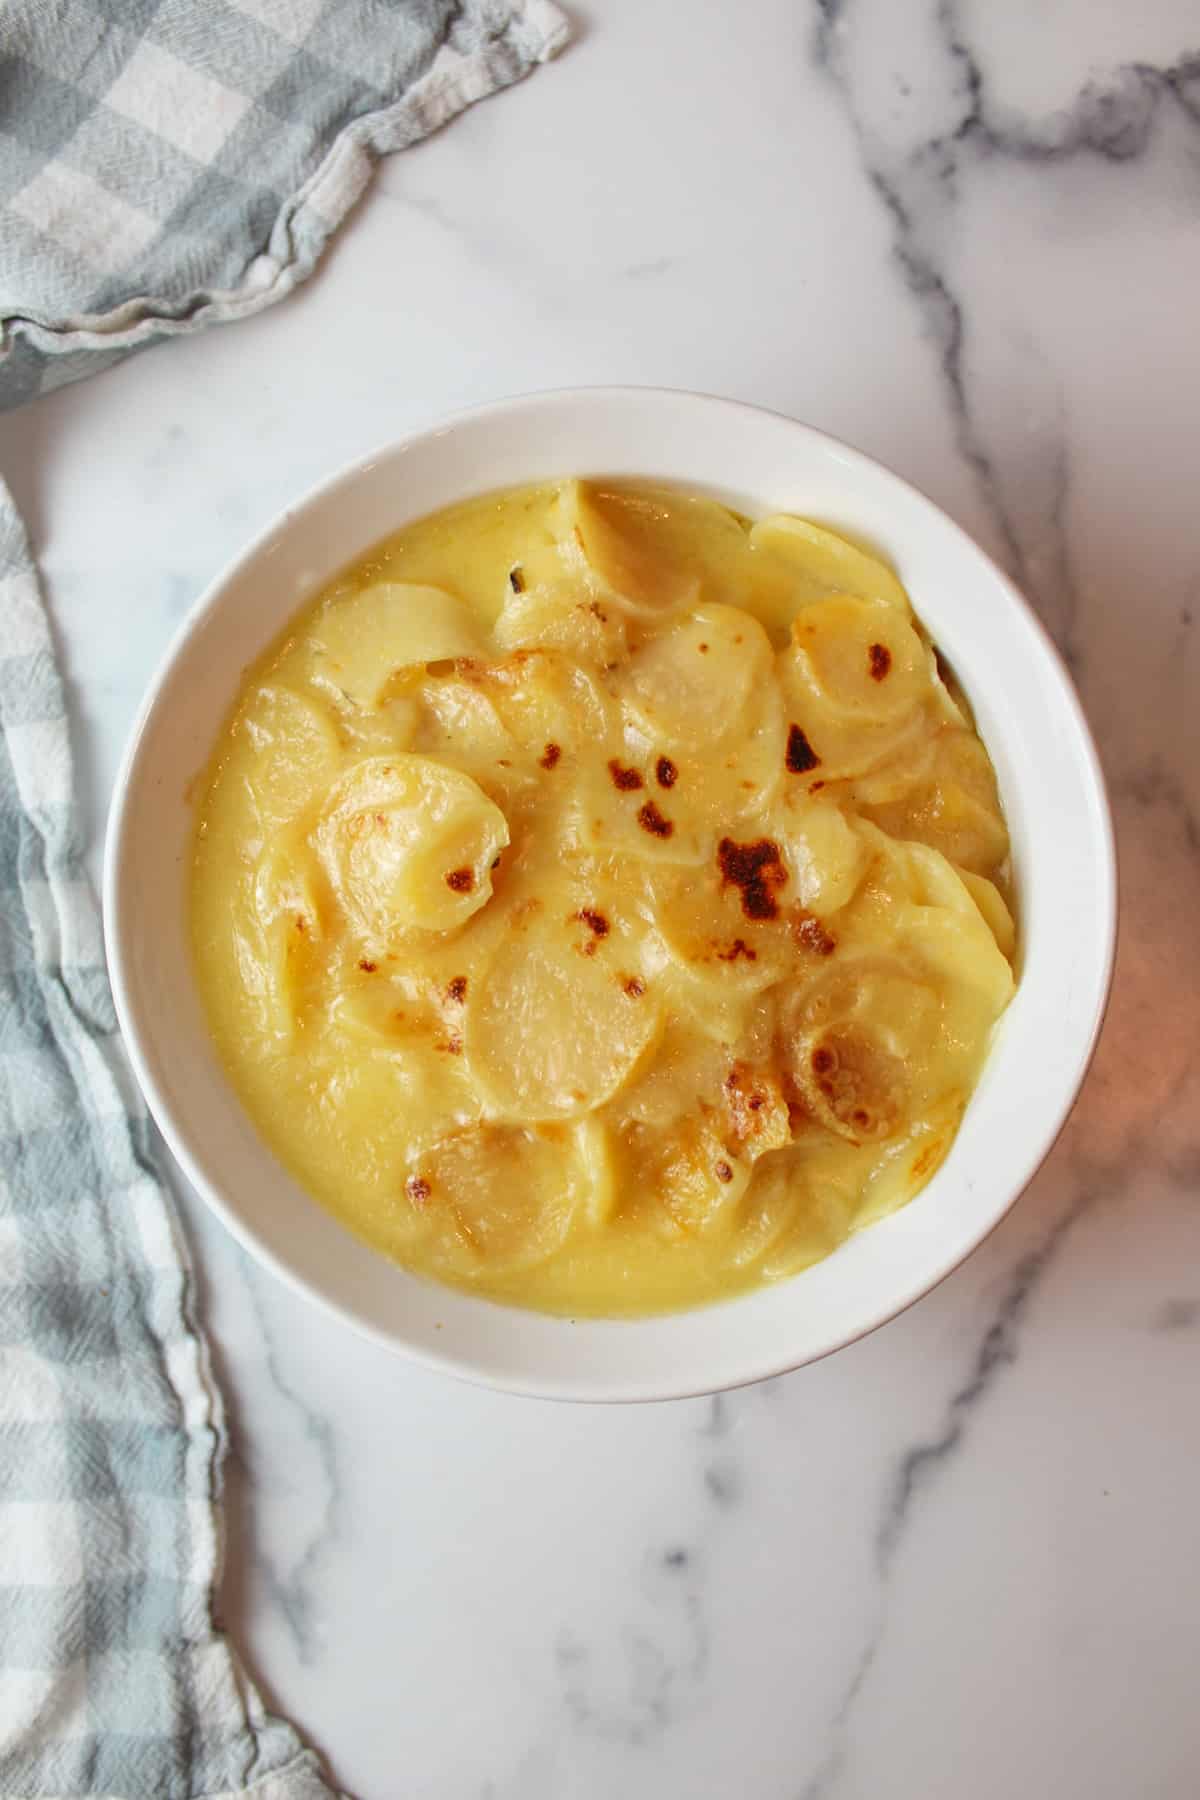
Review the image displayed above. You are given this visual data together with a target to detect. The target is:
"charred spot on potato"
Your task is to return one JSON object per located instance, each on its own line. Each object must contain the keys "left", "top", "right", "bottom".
{"left": 792, "top": 910, "right": 836, "bottom": 956}
{"left": 637, "top": 800, "right": 674, "bottom": 838}
{"left": 717, "top": 836, "right": 787, "bottom": 921}
{"left": 608, "top": 758, "right": 644, "bottom": 791}
{"left": 786, "top": 725, "right": 820, "bottom": 774}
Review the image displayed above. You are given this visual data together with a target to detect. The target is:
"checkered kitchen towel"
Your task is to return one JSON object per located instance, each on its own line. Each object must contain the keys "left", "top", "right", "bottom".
{"left": 0, "top": 3, "right": 565, "bottom": 1794}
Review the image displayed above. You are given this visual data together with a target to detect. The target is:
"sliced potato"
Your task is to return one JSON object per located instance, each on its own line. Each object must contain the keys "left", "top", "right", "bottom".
{"left": 403, "top": 1123, "right": 581, "bottom": 1275}
{"left": 315, "top": 1043, "right": 479, "bottom": 1198}
{"left": 778, "top": 951, "right": 941, "bottom": 1144}
{"left": 315, "top": 755, "right": 509, "bottom": 939}
{"left": 573, "top": 1116, "right": 619, "bottom": 1227}
{"left": 772, "top": 793, "right": 868, "bottom": 917}
{"left": 410, "top": 668, "right": 520, "bottom": 782}
{"left": 494, "top": 582, "right": 630, "bottom": 669}
{"left": 844, "top": 727, "right": 938, "bottom": 807}
{"left": 897, "top": 898, "right": 1015, "bottom": 1023}
{"left": 337, "top": 694, "right": 421, "bottom": 759}
{"left": 250, "top": 835, "right": 324, "bottom": 1044}
{"left": 572, "top": 665, "right": 786, "bottom": 874}
{"left": 791, "top": 1013, "right": 916, "bottom": 1143}
{"left": 652, "top": 860, "right": 797, "bottom": 1002}
{"left": 855, "top": 725, "right": 1009, "bottom": 876}
{"left": 720, "top": 1057, "right": 792, "bottom": 1158}
{"left": 655, "top": 692, "right": 787, "bottom": 838}
{"left": 479, "top": 649, "right": 615, "bottom": 765}
{"left": 241, "top": 684, "right": 341, "bottom": 829}
{"left": 466, "top": 918, "right": 662, "bottom": 1121}
{"left": 866, "top": 835, "right": 1015, "bottom": 1013}
{"left": 788, "top": 595, "right": 928, "bottom": 725}
{"left": 617, "top": 1023, "right": 791, "bottom": 1242}
{"left": 327, "top": 975, "right": 415, "bottom": 1045}
{"left": 619, "top": 606, "right": 773, "bottom": 750}
{"left": 557, "top": 480, "right": 747, "bottom": 614}
{"left": 855, "top": 1094, "right": 966, "bottom": 1226}
{"left": 776, "top": 683, "right": 928, "bottom": 787}
{"left": 569, "top": 756, "right": 710, "bottom": 869}
{"left": 755, "top": 1146, "right": 865, "bottom": 1280}
{"left": 310, "top": 583, "right": 484, "bottom": 707}
{"left": 780, "top": 835, "right": 1012, "bottom": 1141}
{"left": 926, "top": 644, "right": 970, "bottom": 727}
{"left": 646, "top": 1113, "right": 753, "bottom": 1238}
{"left": 727, "top": 1150, "right": 808, "bottom": 1269}
{"left": 957, "top": 868, "right": 1017, "bottom": 962}
{"left": 748, "top": 515, "right": 909, "bottom": 614}
{"left": 776, "top": 595, "right": 931, "bottom": 786}
{"left": 620, "top": 1025, "right": 735, "bottom": 1131}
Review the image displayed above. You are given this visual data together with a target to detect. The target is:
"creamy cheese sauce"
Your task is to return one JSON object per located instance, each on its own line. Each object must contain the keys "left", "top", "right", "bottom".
{"left": 191, "top": 480, "right": 1015, "bottom": 1315}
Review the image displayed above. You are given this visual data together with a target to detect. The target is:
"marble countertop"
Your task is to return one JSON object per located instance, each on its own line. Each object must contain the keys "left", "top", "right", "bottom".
{"left": 4, "top": 2, "right": 1199, "bottom": 1793}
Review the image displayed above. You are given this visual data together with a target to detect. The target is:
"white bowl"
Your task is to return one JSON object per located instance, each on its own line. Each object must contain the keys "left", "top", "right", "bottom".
{"left": 104, "top": 388, "right": 1116, "bottom": 1402}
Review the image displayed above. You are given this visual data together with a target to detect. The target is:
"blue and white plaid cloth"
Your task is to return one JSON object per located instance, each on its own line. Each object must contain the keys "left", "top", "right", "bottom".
{"left": 0, "top": 2, "right": 565, "bottom": 1792}
{"left": 1, "top": 0, "right": 566, "bottom": 408}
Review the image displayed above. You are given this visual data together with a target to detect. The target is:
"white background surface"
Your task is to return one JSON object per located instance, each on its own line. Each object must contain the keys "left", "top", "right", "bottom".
{"left": 3, "top": 2, "right": 1199, "bottom": 1795}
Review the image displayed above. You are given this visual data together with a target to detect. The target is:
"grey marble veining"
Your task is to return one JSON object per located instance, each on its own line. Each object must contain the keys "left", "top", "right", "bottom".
{"left": 2, "top": 0, "right": 1199, "bottom": 1793}
{"left": 790, "top": 16, "right": 1200, "bottom": 1787}
{"left": 802, "top": 1178, "right": 1098, "bottom": 1799}
{"left": 815, "top": 0, "right": 1200, "bottom": 666}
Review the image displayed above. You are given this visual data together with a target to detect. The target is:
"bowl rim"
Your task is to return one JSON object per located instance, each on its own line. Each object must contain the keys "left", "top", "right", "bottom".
{"left": 103, "top": 385, "right": 1118, "bottom": 1401}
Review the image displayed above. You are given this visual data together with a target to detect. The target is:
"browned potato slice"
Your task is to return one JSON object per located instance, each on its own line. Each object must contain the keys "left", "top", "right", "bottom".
{"left": 621, "top": 1035, "right": 791, "bottom": 1240}
{"left": 780, "top": 834, "right": 1013, "bottom": 1145}
{"left": 653, "top": 860, "right": 797, "bottom": 996}
{"left": 788, "top": 595, "right": 928, "bottom": 725}
{"left": 465, "top": 900, "right": 662, "bottom": 1121}
{"left": 778, "top": 955, "right": 940, "bottom": 1144}
{"left": 792, "top": 1013, "right": 916, "bottom": 1143}
{"left": 315, "top": 755, "right": 509, "bottom": 939}
{"left": 403, "top": 1123, "right": 583, "bottom": 1275}
{"left": 647, "top": 1113, "right": 753, "bottom": 1236}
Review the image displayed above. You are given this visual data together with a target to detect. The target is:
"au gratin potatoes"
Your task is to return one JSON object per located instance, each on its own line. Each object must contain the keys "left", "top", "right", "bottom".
{"left": 191, "top": 480, "right": 1015, "bottom": 1315}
